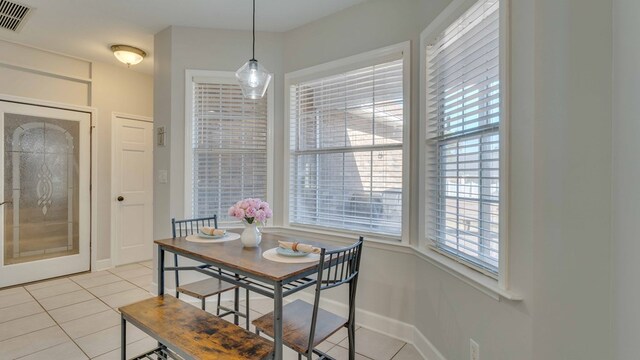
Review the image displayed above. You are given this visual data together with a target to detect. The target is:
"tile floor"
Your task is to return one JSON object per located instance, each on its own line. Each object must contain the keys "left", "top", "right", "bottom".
{"left": 0, "top": 262, "right": 421, "bottom": 360}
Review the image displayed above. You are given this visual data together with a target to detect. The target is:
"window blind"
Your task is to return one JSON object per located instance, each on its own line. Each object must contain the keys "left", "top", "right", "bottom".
{"left": 425, "top": 0, "right": 501, "bottom": 274}
{"left": 289, "top": 57, "right": 404, "bottom": 237}
{"left": 191, "top": 80, "right": 268, "bottom": 224}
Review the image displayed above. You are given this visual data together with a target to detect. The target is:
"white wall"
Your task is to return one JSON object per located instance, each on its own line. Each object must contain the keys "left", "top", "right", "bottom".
{"left": 533, "top": 1, "right": 612, "bottom": 359}
{"left": 0, "top": 40, "right": 153, "bottom": 266}
{"left": 92, "top": 61, "right": 153, "bottom": 261}
{"left": 612, "top": 0, "right": 640, "bottom": 359}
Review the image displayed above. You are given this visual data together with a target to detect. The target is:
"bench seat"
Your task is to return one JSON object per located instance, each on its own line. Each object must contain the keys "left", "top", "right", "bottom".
{"left": 120, "top": 295, "right": 273, "bottom": 360}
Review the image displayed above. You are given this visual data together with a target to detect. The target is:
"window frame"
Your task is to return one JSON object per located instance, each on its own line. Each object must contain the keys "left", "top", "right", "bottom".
{"left": 184, "top": 69, "right": 275, "bottom": 226}
{"left": 418, "top": 0, "right": 510, "bottom": 287}
{"left": 283, "top": 42, "right": 411, "bottom": 244}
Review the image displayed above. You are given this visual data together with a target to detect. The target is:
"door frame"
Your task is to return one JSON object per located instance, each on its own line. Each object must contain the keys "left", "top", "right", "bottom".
{"left": 110, "top": 112, "right": 153, "bottom": 267}
{"left": 0, "top": 94, "right": 98, "bottom": 273}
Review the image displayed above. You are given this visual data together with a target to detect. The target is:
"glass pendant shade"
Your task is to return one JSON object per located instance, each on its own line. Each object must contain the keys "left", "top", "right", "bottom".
{"left": 236, "top": 59, "right": 272, "bottom": 99}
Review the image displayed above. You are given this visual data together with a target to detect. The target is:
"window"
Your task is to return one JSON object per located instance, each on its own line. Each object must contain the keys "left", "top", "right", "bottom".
{"left": 287, "top": 44, "right": 409, "bottom": 238}
{"left": 185, "top": 71, "right": 272, "bottom": 225}
{"left": 424, "top": 0, "right": 502, "bottom": 274}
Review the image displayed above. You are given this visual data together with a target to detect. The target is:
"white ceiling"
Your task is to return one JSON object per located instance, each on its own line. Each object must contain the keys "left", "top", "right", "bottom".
{"left": 0, "top": 0, "right": 367, "bottom": 74}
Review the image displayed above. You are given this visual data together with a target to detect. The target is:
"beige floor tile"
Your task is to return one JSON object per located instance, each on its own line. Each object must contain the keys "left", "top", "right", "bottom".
{"left": 327, "top": 327, "right": 349, "bottom": 344}
{"left": 0, "top": 326, "right": 70, "bottom": 359}
{"left": 138, "top": 260, "right": 153, "bottom": 269}
{"left": 0, "top": 312, "right": 55, "bottom": 342}
{"left": 75, "top": 324, "right": 147, "bottom": 358}
{"left": 73, "top": 274, "right": 122, "bottom": 289}
{"left": 327, "top": 344, "right": 373, "bottom": 360}
{"left": 38, "top": 289, "right": 95, "bottom": 310}
{"left": 108, "top": 263, "right": 145, "bottom": 274}
{"left": 0, "top": 288, "right": 34, "bottom": 309}
{"left": 91, "top": 336, "right": 157, "bottom": 360}
{"left": 0, "top": 286, "right": 26, "bottom": 297}
{"left": 0, "top": 301, "right": 44, "bottom": 324}
{"left": 28, "top": 281, "right": 83, "bottom": 300}
{"left": 338, "top": 328, "right": 405, "bottom": 360}
{"left": 24, "top": 277, "right": 73, "bottom": 291}
{"left": 114, "top": 267, "right": 152, "bottom": 280}
{"left": 86, "top": 281, "right": 138, "bottom": 298}
{"left": 244, "top": 297, "right": 275, "bottom": 314}
{"left": 60, "top": 309, "right": 120, "bottom": 339}
{"left": 70, "top": 271, "right": 111, "bottom": 282}
{"left": 48, "top": 299, "right": 110, "bottom": 323}
{"left": 392, "top": 344, "right": 423, "bottom": 360}
{"left": 126, "top": 274, "right": 152, "bottom": 289}
{"left": 17, "top": 340, "right": 88, "bottom": 360}
{"left": 100, "top": 288, "right": 153, "bottom": 309}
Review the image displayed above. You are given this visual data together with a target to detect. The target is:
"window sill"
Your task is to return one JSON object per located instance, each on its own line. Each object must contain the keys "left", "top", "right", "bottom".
{"left": 265, "top": 226, "right": 522, "bottom": 302}
{"left": 414, "top": 246, "right": 522, "bottom": 301}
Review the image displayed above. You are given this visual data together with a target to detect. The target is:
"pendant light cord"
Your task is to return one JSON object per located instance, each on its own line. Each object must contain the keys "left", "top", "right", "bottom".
{"left": 251, "top": 0, "right": 256, "bottom": 61}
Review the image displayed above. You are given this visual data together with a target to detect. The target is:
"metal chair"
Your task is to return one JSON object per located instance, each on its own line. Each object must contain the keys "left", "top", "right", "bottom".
{"left": 252, "top": 237, "right": 364, "bottom": 360}
{"left": 171, "top": 216, "right": 250, "bottom": 329}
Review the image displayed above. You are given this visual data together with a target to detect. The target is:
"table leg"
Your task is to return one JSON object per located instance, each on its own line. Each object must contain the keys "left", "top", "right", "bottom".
{"left": 273, "top": 281, "right": 283, "bottom": 360}
{"left": 121, "top": 316, "right": 126, "bottom": 360}
{"left": 157, "top": 246, "right": 165, "bottom": 296}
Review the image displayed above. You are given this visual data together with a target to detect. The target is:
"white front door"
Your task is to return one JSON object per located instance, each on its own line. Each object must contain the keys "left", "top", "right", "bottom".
{"left": 112, "top": 115, "right": 153, "bottom": 265}
{"left": 0, "top": 101, "right": 91, "bottom": 287}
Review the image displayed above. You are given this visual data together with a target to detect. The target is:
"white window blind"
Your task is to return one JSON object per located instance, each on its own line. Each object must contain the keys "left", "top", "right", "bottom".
{"left": 425, "top": 0, "right": 501, "bottom": 274}
{"left": 289, "top": 56, "right": 404, "bottom": 237}
{"left": 191, "top": 80, "right": 268, "bottom": 224}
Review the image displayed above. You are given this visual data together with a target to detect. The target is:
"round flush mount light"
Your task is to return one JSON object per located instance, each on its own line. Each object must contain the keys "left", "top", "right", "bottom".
{"left": 110, "top": 45, "right": 146, "bottom": 67}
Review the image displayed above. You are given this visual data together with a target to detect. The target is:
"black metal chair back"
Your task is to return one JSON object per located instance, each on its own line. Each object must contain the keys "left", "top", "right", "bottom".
{"left": 307, "top": 236, "right": 364, "bottom": 356}
{"left": 170, "top": 215, "right": 218, "bottom": 297}
{"left": 172, "top": 215, "right": 218, "bottom": 238}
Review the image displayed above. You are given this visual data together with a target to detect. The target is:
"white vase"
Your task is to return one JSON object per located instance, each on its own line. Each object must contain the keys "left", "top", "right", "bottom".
{"left": 241, "top": 221, "right": 262, "bottom": 247}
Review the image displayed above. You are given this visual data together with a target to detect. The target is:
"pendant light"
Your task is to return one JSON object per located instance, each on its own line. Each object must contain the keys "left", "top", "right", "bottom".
{"left": 235, "top": 0, "right": 272, "bottom": 99}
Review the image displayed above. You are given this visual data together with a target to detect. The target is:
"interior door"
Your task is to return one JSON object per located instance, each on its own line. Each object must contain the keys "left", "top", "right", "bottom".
{"left": 0, "top": 101, "right": 90, "bottom": 288}
{"left": 113, "top": 115, "right": 153, "bottom": 265}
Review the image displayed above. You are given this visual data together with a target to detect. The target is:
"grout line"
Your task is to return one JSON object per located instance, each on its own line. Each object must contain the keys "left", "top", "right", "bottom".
{"left": 8, "top": 325, "right": 69, "bottom": 360}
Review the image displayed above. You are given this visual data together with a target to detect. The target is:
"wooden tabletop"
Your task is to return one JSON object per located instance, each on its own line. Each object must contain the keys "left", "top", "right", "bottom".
{"left": 155, "top": 231, "right": 336, "bottom": 282}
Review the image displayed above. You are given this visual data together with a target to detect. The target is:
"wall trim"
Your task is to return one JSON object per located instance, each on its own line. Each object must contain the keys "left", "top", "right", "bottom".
{"left": 94, "top": 258, "right": 112, "bottom": 271}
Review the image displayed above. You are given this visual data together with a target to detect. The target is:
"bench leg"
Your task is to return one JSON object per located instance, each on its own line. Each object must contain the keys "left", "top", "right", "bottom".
{"left": 121, "top": 316, "right": 127, "bottom": 360}
{"left": 245, "top": 288, "right": 250, "bottom": 330}
{"left": 234, "top": 286, "right": 240, "bottom": 325}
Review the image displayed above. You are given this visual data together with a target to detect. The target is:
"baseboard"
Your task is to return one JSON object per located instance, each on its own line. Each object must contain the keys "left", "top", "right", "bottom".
{"left": 291, "top": 292, "right": 446, "bottom": 360}
{"left": 93, "top": 258, "right": 112, "bottom": 271}
{"left": 412, "top": 327, "right": 447, "bottom": 360}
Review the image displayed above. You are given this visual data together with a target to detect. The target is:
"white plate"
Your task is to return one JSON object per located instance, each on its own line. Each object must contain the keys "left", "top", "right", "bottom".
{"left": 198, "top": 230, "right": 226, "bottom": 239}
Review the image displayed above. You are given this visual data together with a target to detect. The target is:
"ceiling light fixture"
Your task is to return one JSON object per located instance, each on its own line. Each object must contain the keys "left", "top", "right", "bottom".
{"left": 235, "top": 0, "right": 272, "bottom": 99}
{"left": 111, "top": 44, "right": 146, "bottom": 67}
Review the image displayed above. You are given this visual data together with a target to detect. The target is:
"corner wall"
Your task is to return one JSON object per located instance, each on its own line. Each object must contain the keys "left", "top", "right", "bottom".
{"left": 612, "top": 0, "right": 640, "bottom": 358}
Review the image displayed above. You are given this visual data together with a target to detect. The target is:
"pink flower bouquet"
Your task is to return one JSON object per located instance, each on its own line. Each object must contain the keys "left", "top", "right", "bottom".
{"left": 228, "top": 198, "right": 272, "bottom": 225}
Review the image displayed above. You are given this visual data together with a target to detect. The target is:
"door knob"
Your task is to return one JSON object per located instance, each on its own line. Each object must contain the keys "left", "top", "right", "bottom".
{"left": 117, "top": 196, "right": 124, "bottom": 202}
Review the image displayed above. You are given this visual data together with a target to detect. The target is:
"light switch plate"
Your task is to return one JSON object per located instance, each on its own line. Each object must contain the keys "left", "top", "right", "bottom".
{"left": 158, "top": 170, "right": 168, "bottom": 184}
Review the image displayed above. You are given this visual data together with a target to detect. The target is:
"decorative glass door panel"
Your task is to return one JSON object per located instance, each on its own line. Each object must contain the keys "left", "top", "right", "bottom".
{"left": 4, "top": 114, "right": 80, "bottom": 265}
{"left": 0, "top": 101, "right": 90, "bottom": 287}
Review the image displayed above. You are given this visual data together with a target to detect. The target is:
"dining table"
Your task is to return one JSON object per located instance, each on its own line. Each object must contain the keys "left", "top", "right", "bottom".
{"left": 154, "top": 230, "right": 334, "bottom": 360}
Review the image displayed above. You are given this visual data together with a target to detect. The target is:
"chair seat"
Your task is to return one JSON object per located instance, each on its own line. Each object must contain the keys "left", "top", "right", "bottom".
{"left": 177, "top": 278, "right": 238, "bottom": 299}
{"left": 252, "top": 299, "right": 348, "bottom": 354}
{"left": 120, "top": 295, "right": 273, "bottom": 360}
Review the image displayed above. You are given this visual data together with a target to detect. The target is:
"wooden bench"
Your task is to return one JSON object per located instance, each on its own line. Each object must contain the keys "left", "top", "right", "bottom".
{"left": 119, "top": 295, "right": 273, "bottom": 360}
